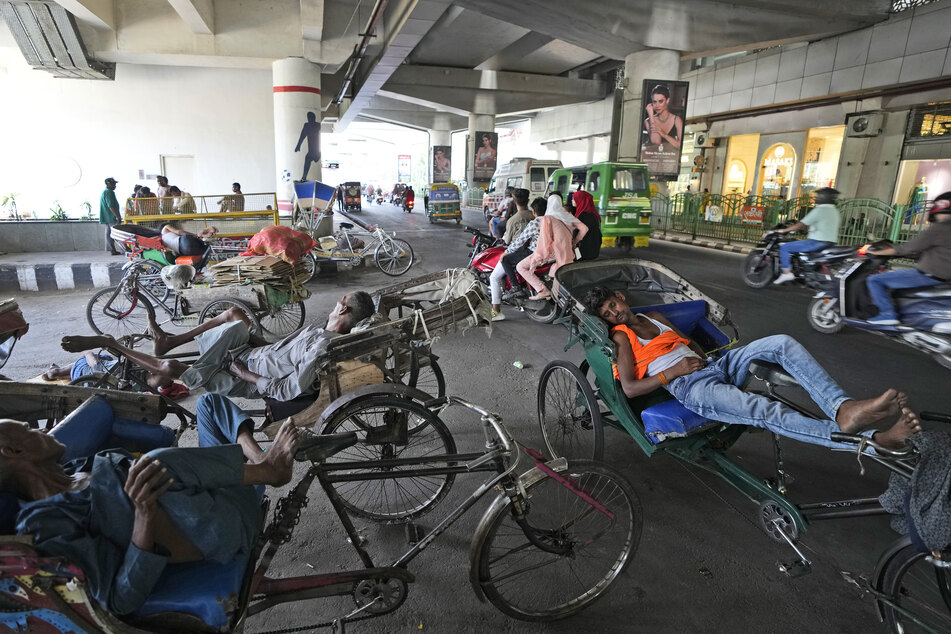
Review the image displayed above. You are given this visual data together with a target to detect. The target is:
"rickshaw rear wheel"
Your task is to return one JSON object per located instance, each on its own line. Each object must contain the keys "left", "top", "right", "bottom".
{"left": 300, "top": 253, "right": 317, "bottom": 283}
{"left": 538, "top": 360, "right": 603, "bottom": 461}
{"left": 319, "top": 395, "right": 456, "bottom": 523}
{"left": 198, "top": 299, "right": 262, "bottom": 336}
{"left": 86, "top": 286, "right": 156, "bottom": 345}
{"left": 879, "top": 542, "right": 951, "bottom": 634}
{"left": 258, "top": 300, "right": 305, "bottom": 343}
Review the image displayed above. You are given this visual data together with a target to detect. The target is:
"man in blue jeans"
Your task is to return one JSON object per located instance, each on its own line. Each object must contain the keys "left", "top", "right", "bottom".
{"left": 772, "top": 187, "right": 841, "bottom": 285}
{"left": 863, "top": 193, "right": 951, "bottom": 325}
{"left": 582, "top": 286, "right": 921, "bottom": 451}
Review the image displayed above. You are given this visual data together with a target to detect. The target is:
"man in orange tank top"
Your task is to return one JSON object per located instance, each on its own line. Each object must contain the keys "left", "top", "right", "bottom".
{"left": 582, "top": 287, "right": 920, "bottom": 450}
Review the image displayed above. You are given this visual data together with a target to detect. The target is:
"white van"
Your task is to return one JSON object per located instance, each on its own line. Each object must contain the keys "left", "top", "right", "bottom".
{"left": 481, "top": 158, "right": 563, "bottom": 218}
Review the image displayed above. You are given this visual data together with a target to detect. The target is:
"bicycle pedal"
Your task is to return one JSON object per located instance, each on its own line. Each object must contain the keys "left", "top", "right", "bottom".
{"left": 777, "top": 559, "right": 811, "bottom": 577}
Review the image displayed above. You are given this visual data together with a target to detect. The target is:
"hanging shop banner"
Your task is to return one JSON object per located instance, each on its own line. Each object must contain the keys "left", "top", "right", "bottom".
{"left": 398, "top": 155, "right": 412, "bottom": 182}
{"left": 473, "top": 131, "right": 499, "bottom": 181}
{"left": 432, "top": 146, "right": 451, "bottom": 183}
{"left": 639, "top": 79, "right": 689, "bottom": 178}
{"left": 740, "top": 204, "right": 766, "bottom": 224}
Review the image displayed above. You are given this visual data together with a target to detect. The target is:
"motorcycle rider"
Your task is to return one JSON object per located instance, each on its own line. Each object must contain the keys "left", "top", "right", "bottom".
{"left": 488, "top": 196, "right": 546, "bottom": 322}
{"left": 772, "top": 187, "right": 841, "bottom": 285}
{"left": 863, "top": 192, "right": 951, "bottom": 325}
{"left": 403, "top": 186, "right": 415, "bottom": 212}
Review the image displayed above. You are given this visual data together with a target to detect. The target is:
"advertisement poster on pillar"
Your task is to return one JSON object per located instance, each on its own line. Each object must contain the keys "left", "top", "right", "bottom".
{"left": 639, "top": 79, "right": 688, "bottom": 178}
{"left": 432, "top": 146, "right": 451, "bottom": 183}
{"left": 473, "top": 131, "right": 498, "bottom": 181}
{"left": 398, "top": 155, "right": 412, "bottom": 183}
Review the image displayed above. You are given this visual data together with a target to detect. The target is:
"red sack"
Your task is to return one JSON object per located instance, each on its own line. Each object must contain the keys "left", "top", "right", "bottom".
{"left": 242, "top": 226, "right": 316, "bottom": 264}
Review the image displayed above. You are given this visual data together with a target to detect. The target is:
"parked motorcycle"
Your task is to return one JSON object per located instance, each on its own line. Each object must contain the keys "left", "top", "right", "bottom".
{"left": 742, "top": 225, "right": 856, "bottom": 289}
{"left": 467, "top": 230, "right": 559, "bottom": 324}
{"left": 464, "top": 226, "right": 500, "bottom": 268}
{"left": 807, "top": 242, "right": 951, "bottom": 369}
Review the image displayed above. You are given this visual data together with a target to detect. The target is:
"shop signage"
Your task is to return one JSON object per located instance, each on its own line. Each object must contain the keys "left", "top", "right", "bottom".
{"left": 762, "top": 145, "right": 793, "bottom": 168}
{"left": 740, "top": 204, "right": 765, "bottom": 224}
{"left": 398, "top": 155, "right": 411, "bottom": 182}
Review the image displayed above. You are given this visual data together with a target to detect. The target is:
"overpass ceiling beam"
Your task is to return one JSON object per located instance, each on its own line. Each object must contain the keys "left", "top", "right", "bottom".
{"left": 376, "top": 89, "right": 470, "bottom": 117}
{"left": 475, "top": 31, "right": 551, "bottom": 71}
{"left": 381, "top": 65, "right": 608, "bottom": 114}
{"left": 53, "top": 0, "right": 113, "bottom": 30}
{"left": 167, "top": 0, "right": 214, "bottom": 35}
{"left": 456, "top": 0, "right": 891, "bottom": 58}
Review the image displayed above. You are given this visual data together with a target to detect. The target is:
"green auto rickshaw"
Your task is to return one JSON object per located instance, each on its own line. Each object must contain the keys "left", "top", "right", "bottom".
{"left": 425, "top": 183, "right": 461, "bottom": 224}
{"left": 548, "top": 162, "right": 653, "bottom": 250}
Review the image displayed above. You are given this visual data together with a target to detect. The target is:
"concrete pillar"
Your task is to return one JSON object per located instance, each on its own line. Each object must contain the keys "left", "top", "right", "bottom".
{"left": 616, "top": 49, "right": 680, "bottom": 164}
{"left": 273, "top": 58, "right": 322, "bottom": 214}
{"left": 585, "top": 137, "right": 596, "bottom": 164}
{"left": 467, "top": 113, "right": 495, "bottom": 187}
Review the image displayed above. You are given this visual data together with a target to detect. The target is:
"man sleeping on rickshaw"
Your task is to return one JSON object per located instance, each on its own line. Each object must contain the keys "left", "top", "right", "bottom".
{"left": 0, "top": 392, "right": 331, "bottom": 616}
{"left": 60, "top": 290, "right": 376, "bottom": 403}
{"left": 581, "top": 286, "right": 922, "bottom": 450}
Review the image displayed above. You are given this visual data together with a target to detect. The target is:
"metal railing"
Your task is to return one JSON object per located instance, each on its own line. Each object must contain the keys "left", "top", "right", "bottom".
{"left": 464, "top": 187, "right": 486, "bottom": 208}
{"left": 650, "top": 193, "right": 930, "bottom": 248}
{"left": 124, "top": 192, "right": 279, "bottom": 237}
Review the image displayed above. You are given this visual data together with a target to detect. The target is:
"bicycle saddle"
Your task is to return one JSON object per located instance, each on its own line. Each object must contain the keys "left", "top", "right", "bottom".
{"left": 339, "top": 222, "right": 355, "bottom": 230}
{"left": 295, "top": 431, "right": 358, "bottom": 463}
{"left": 747, "top": 360, "right": 798, "bottom": 388}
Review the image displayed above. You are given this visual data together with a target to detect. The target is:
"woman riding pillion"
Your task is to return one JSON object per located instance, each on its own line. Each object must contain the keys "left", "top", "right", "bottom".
{"left": 772, "top": 187, "right": 841, "bottom": 285}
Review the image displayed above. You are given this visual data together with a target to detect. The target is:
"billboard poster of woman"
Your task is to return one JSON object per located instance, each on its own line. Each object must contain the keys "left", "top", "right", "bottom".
{"left": 473, "top": 131, "right": 498, "bottom": 180}
{"left": 433, "top": 146, "right": 451, "bottom": 183}
{"left": 639, "top": 80, "right": 689, "bottom": 178}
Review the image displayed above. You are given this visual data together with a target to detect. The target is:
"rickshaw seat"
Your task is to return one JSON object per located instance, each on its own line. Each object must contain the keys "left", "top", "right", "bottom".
{"left": 175, "top": 254, "right": 204, "bottom": 266}
{"left": 640, "top": 399, "right": 718, "bottom": 444}
{"left": 636, "top": 301, "right": 731, "bottom": 351}
{"left": 132, "top": 556, "right": 249, "bottom": 630}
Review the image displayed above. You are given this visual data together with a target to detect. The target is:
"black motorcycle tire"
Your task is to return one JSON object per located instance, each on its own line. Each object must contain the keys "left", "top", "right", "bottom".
{"left": 742, "top": 250, "right": 777, "bottom": 288}
{"left": 807, "top": 297, "right": 845, "bottom": 334}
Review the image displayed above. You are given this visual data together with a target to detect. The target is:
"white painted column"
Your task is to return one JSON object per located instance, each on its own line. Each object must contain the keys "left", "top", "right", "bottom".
{"left": 617, "top": 50, "right": 680, "bottom": 163}
{"left": 467, "top": 113, "right": 495, "bottom": 187}
{"left": 273, "top": 58, "right": 322, "bottom": 214}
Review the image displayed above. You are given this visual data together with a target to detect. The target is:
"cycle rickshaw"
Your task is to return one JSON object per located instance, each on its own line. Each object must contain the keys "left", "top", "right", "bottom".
{"left": 537, "top": 257, "right": 951, "bottom": 633}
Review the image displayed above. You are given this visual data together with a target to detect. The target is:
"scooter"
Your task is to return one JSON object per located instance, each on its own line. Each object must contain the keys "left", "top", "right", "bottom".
{"left": 376, "top": 194, "right": 384, "bottom": 205}
{"left": 807, "top": 242, "right": 951, "bottom": 369}
{"left": 403, "top": 197, "right": 414, "bottom": 213}
{"left": 468, "top": 239, "right": 559, "bottom": 324}
{"left": 742, "top": 224, "right": 856, "bottom": 289}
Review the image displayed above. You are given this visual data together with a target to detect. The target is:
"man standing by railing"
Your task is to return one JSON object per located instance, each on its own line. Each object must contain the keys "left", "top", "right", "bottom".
{"left": 99, "top": 177, "right": 121, "bottom": 256}
{"left": 772, "top": 187, "right": 841, "bottom": 285}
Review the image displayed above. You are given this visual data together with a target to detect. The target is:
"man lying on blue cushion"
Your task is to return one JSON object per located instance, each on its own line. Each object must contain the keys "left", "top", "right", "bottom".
{"left": 581, "top": 286, "right": 921, "bottom": 450}
{"left": 0, "top": 395, "right": 312, "bottom": 616}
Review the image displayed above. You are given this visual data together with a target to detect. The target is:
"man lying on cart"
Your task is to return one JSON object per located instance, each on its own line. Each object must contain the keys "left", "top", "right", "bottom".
{"left": 581, "top": 286, "right": 921, "bottom": 450}
{"left": 61, "top": 291, "right": 375, "bottom": 403}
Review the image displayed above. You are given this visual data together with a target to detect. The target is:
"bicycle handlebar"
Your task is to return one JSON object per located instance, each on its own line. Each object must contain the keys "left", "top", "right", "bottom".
{"left": 429, "top": 395, "right": 512, "bottom": 452}
{"left": 829, "top": 432, "right": 915, "bottom": 458}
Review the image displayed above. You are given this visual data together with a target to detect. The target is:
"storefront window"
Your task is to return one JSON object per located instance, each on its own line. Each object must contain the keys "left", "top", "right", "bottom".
{"left": 758, "top": 143, "right": 797, "bottom": 199}
{"left": 721, "top": 133, "right": 759, "bottom": 195}
{"left": 799, "top": 125, "right": 844, "bottom": 196}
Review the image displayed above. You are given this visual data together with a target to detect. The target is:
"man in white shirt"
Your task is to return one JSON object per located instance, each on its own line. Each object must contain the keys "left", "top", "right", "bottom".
{"left": 773, "top": 187, "right": 841, "bottom": 284}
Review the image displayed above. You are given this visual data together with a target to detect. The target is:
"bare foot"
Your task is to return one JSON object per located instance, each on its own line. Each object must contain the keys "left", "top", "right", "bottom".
{"left": 835, "top": 389, "right": 904, "bottom": 433}
{"left": 259, "top": 420, "right": 299, "bottom": 486}
{"left": 42, "top": 364, "right": 62, "bottom": 381}
{"left": 872, "top": 408, "right": 922, "bottom": 450}
{"left": 62, "top": 335, "right": 114, "bottom": 354}
{"left": 148, "top": 314, "right": 172, "bottom": 357}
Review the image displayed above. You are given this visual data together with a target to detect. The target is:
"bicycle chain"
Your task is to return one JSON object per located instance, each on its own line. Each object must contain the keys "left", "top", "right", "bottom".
{"left": 255, "top": 612, "right": 378, "bottom": 634}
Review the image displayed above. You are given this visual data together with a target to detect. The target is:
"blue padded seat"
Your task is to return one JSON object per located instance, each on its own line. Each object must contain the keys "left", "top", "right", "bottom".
{"left": 636, "top": 300, "right": 731, "bottom": 351}
{"left": 640, "top": 400, "right": 718, "bottom": 444}
{"left": 132, "top": 557, "right": 250, "bottom": 631}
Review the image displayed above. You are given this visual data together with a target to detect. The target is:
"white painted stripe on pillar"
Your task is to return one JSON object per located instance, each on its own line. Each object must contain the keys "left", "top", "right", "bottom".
{"left": 90, "top": 263, "right": 112, "bottom": 287}
{"left": 54, "top": 264, "right": 75, "bottom": 289}
{"left": 16, "top": 266, "right": 37, "bottom": 292}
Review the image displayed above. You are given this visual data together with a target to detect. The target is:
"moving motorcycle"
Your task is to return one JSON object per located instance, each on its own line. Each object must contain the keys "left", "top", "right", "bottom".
{"left": 376, "top": 194, "right": 384, "bottom": 205}
{"left": 403, "top": 197, "right": 414, "bottom": 213}
{"left": 742, "top": 224, "right": 856, "bottom": 289}
{"left": 807, "top": 242, "right": 951, "bottom": 369}
{"left": 467, "top": 228, "right": 559, "bottom": 324}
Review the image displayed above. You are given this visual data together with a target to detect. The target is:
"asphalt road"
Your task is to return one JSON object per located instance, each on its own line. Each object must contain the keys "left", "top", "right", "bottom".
{"left": 4, "top": 201, "right": 950, "bottom": 633}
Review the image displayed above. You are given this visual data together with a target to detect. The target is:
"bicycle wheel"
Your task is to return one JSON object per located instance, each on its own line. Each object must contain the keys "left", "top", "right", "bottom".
{"left": 374, "top": 238, "right": 414, "bottom": 276}
{"left": 409, "top": 354, "right": 446, "bottom": 398}
{"left": 880, "top": 543, "right": 951, "bottom": 633}
{"left": 472, "top": 460, "right": 641, "bottom": 622}
{"left": 86, "top": 286, "right": 156, "bottom": 343}
{"left": 258, "top": 300, "right": 305, "bottom": 342}
{"left": 319, "top": 395, "right": 456, "bottom": 523}
{"left": 300, "top": 253, "right": 317, "bottom": 283}
{"left": 538, "top": 360, "right": 603, "bottom": 461}
{"left": 68, "top": 371, "right": 119, "bottom": 389}
{"left": 198, "top": 299, "right": 262, "bottom": 334}
{"left": 131, "top": 259, "right": 171, "bottom": 304}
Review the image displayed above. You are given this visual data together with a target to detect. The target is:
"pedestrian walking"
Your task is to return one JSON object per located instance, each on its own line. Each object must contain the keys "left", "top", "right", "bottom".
{"left": 100, "top": 177, "right": 122, "bottom": 255}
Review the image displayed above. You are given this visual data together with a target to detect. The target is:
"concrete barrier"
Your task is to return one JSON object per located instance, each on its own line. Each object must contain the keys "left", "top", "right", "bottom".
{"left": 0, "top": 221, "right": 103, "bottom": 252}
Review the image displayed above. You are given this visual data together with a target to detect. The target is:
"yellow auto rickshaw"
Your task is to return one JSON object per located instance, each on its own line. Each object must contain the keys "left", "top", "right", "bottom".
{"left": 425, "top": 183, "right": 461, "bottom": 224}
